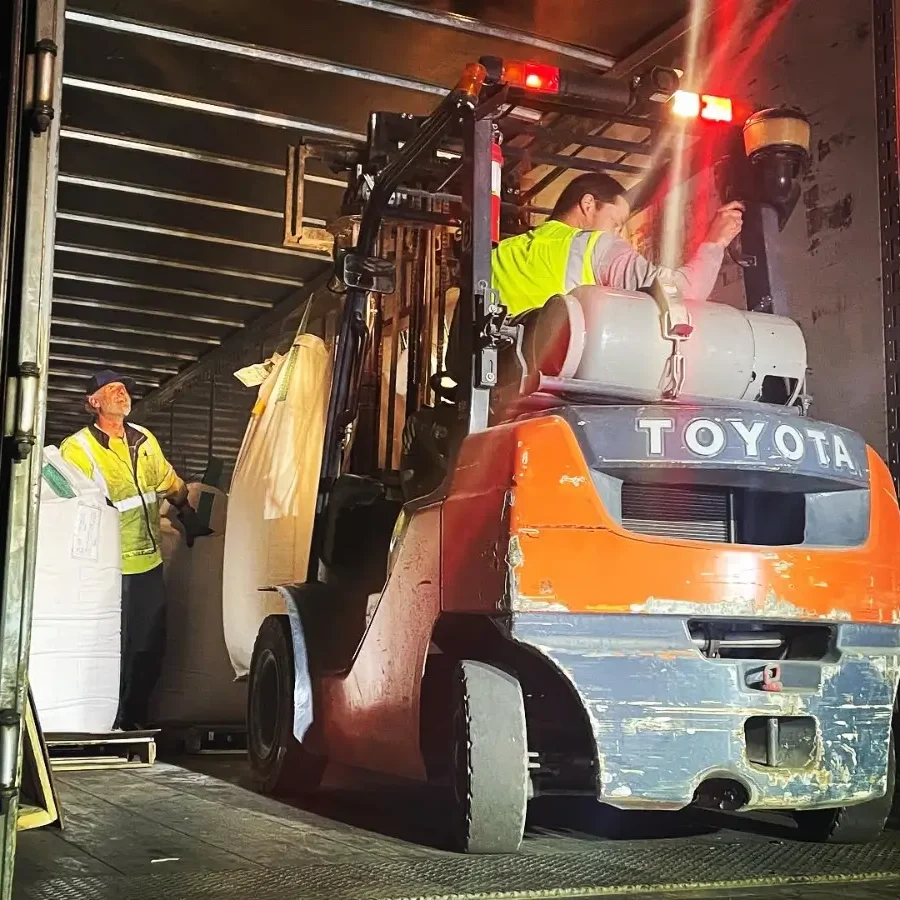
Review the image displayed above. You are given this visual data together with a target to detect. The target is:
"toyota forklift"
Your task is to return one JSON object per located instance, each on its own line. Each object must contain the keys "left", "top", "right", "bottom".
{"left": 247, "top": 57, "right": 900, "bottom": 853}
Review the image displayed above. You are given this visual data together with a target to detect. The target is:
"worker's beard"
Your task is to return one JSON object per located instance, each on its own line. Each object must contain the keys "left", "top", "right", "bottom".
{"left": 100, "top": 396, "right": 131, "bottom": 419}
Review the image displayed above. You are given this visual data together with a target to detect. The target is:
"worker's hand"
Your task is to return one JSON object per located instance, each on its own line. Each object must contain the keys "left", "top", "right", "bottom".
{"left": 176, "top": 504, "right": 213, "bottom": 548}
{"left": 706, "top": 201, "right": 745, "bottom": 248}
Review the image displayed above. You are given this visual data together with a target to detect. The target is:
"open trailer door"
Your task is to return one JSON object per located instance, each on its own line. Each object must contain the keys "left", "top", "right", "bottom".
{"left": 0, "top": 0, "right": 64, "bottom": 895}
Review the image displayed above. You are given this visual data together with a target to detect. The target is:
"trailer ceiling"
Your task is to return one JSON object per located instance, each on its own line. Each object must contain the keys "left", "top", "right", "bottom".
{"left": 46, "top": 0, "right": 688, "bottom": 446}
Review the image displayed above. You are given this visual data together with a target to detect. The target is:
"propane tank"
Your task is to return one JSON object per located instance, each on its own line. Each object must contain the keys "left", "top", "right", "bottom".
{"left": 529, "top": 286, "right": 807, "bottom": 403}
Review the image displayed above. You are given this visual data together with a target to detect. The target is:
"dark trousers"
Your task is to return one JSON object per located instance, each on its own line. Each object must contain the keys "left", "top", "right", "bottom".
{"left": 115, "top": 564, "right": 166, "bottom": 729}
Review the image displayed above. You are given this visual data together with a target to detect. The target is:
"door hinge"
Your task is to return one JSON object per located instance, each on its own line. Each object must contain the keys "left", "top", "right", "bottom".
{"left": 25, "top": 38, "right": 58, "bottom": 135}
{"left": 6, "top": 363, "right": 41, "bottom": 461}
{"left": 0, "top": 708, "right": 20, "bottom": 815}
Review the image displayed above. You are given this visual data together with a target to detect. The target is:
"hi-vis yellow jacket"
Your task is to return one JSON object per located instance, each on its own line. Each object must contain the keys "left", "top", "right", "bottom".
{"left": 60, "top": 423, "right": 184, "bottom": 575}
{"left": 491, "top": 220, "right": 603, "bottom": 317}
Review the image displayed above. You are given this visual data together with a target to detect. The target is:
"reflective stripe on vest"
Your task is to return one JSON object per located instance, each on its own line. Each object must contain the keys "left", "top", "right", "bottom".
{"left": 74, "top": 431, "right": 113, "bottom": 497}
{"left": 491, "top": 220, "right": 604, "bottom": 317}
{"left": 73, "top": 432, "right": 158, "bottom": 513}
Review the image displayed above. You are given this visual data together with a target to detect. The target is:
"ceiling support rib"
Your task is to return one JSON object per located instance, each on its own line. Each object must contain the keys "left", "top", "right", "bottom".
{"left": 333, "top": 0, "right": 617, "bottom": 69}
{"left": 59, "top": 128, "right": 348, "bottom": 188}
{"left": 52, "top": 317, "right": 220, "bottom": 345}
{"left": 54, "top": 244, "right": 306, "bottom": 288}
{"left": 49, "top": 352, "right": 178, "bottom": 375}
{"left": 53, "top": 295, "right": 245, "bottom": 328}
{"left": 58, "top": 173, "right": 323, "bottom": 222}
{"left": 55, "top": 211, "right": 332, "bottom": 261}
{"left": 53, "top": 270, "right": 273, "bottom": 308}
{"left": 62, "top": 76, "right": 367, "bottom": 144}
{"left": 50, "top": 336, "right": 197, "bottom": 361}
{"left": 66, "top": 9, "right": 448, "bottom": 97}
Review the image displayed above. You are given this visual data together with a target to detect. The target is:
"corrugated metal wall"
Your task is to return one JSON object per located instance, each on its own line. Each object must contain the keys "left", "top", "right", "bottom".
{"left": 142, "top": 297, "right": 314, "bottom": 488}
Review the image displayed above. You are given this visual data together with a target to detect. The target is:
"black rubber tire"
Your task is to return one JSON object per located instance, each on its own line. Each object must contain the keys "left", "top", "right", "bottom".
{"left": 247, "top": 615, "right": 326, "bottom": 796}
{"left": 450, "top": 660, "right": 529, "bottom": 854}
{"left": 793, "top": 732, "right": 895, "bottom": 843}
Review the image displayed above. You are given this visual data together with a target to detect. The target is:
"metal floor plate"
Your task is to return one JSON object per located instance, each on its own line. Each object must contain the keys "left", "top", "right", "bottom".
{"left": 14, "top": 761, "right": 900, "bottom": 900}
{"left": 16, "top": 843, "right": 900, "bottom": 900}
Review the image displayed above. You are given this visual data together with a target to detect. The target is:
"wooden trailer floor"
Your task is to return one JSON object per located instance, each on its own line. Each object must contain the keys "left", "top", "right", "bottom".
{"left": 13, "top": 758, "right": 900, "bottom": 900}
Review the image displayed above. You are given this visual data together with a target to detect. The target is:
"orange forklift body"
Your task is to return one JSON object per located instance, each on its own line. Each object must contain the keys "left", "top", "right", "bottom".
{"left": 310, "top": 408, "right": 900, "bottom": 811}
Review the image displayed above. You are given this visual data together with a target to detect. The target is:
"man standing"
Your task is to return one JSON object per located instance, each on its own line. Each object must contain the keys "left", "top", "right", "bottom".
{"left": 491, "top": 172, "right": 745, "bottom": 316}
{"left": 60, "top": 370, "right": 207, "bottom": 730}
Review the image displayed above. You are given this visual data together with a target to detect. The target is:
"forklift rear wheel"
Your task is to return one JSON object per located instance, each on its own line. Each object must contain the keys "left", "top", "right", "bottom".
{"left": 793, "top": 732, "right": 895, "bottom": 843}
{"left": 248, "top": 615, "right": 325, "bottom": 796}
{"left": 450, "top": 660, "right": 529, "bottom": 854}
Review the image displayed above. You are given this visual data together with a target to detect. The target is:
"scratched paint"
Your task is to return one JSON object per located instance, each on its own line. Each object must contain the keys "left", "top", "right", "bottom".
{"left": 507, "top": 533, "right": 568, "bottom": 612}
{"left": 630, "top": 590, "right": 853, "bottom": 622}
{"left": 511, "top": 612, "right": 900, "bottom": 811}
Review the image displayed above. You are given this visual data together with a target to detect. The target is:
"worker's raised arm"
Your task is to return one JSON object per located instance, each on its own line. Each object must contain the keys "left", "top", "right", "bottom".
{"left": 595, "top": 201, "right": 744, "bottom": 302}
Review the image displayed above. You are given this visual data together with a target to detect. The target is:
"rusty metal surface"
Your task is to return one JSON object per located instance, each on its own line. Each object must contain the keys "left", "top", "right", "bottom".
{"left": 511, "top": 613, "right": 900, "bottom": 811}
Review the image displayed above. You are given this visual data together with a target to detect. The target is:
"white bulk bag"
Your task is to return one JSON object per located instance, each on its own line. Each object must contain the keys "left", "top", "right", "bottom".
{"left": 30, "top": 447, "right": 121, "bottom": 734}
{"left": 223, "top": 331, "right": 331, "bottom": 677}
{"left": 151, "top": 483, "right": 246, "bottom": 724}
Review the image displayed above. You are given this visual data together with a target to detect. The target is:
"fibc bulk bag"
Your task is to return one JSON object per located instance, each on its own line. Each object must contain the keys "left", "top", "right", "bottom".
{"left": 151, "top": 485, "right": 246, "bottom": 725}
{"left": 223, "top": 330, "right": 331, "bottom": 677}
{"left": 30, "top": 447, "right": 121, "bottom": 734}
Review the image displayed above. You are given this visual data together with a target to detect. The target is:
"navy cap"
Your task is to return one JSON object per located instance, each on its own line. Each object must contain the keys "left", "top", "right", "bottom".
{"left": 85, "top": 369, "right": 136, "bottom": 396}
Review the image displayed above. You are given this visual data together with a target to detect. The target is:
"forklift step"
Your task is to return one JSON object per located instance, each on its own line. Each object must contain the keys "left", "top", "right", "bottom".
{"left": 45, "top": 730, "right": 158, "bottom": 772}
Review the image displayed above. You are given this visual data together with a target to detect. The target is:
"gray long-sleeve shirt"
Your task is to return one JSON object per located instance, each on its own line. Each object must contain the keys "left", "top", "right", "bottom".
{"left": 566, "top": 230, "right": 725, "bottom": 302}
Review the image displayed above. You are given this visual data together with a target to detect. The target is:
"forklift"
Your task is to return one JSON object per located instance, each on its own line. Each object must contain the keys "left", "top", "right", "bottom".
{"left": 247, "top": 58, "right": 900, "bottom": 853}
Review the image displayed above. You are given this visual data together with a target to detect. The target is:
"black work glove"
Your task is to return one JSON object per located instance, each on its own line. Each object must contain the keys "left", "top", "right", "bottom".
{"left": 175, "top": 504, "right": 213, "bottom": 548}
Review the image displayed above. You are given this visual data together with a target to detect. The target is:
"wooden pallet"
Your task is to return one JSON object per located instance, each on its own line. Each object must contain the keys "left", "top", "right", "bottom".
{"left": 17, "top": 689, "right": 62, "bottom": 831}
{"left": 45, "top": 730, "right": 158, "bottom": 772}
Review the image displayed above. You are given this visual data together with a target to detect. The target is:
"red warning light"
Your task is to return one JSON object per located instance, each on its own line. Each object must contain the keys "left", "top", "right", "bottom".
{"left": 503, "top": 61, "right": 560, "bottom": 94}
{"left": 671, "top": 90, "right": 733, "bottom": 123}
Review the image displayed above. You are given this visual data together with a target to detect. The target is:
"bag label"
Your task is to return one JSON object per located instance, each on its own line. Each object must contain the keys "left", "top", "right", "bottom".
{"left": 73, "top": 503, "right": 101, "bottom": 562}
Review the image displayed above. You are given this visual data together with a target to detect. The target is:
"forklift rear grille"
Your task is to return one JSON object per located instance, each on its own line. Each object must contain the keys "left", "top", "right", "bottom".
{"left": 621, "top": 484, "right": 731, "bottom": 543}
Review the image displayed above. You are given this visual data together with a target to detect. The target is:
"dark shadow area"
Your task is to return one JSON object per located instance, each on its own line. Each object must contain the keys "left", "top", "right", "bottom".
{"left": 168, "top": 754, "right": 900, "bottom": 852}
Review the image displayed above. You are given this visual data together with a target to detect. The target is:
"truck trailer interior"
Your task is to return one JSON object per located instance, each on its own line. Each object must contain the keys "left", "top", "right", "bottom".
{"left": 2, "top": 1, "right": 900, "bottom": 899}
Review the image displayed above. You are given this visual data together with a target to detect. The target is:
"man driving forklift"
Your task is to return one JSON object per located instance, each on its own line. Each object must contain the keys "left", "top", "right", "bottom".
{"left": 405, "top": 173, "right": 744, "bottom": 493}
{"left": 491, "top": 172, "right": 745, "bottom": 314}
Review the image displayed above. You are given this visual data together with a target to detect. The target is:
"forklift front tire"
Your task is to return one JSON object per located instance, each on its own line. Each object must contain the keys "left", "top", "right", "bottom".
{"left": 248, "top": 615, "right": 325, "bottom": 796}
{"left": 793, "top": 732, "right": 895, "bottom": 844}
{"left": 450, "top": 660, "right": 529, "bottom": 854}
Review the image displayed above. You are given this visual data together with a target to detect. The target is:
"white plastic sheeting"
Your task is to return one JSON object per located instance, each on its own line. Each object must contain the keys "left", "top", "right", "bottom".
{"left": 223, "top": 331, "right": 331, "bottom": 677}
{"left": 30, "top": 447, "right": 121, "bottom": 734}
{"left": 151, "top": 485, "right": 246, "bottom": 724}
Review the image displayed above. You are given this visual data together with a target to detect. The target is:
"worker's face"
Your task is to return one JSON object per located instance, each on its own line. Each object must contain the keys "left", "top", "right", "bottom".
{"left": 89, "top": 381, "right": 131, "bottom": 418}
{"left": 585, "top": 194, "right": 631, "bottom": 235}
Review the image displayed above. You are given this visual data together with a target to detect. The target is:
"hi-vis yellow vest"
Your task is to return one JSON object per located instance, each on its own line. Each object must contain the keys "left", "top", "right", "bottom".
{"left": 60, "top": 423, "right": 180, "bottom": 575}
{"left": 491, "top": 220, "right": 604, "bottom": 317}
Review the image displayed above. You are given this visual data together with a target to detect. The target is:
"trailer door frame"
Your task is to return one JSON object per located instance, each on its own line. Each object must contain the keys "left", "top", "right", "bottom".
{"left": 0, "top": 0, "right": 64, "bottom": 895}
